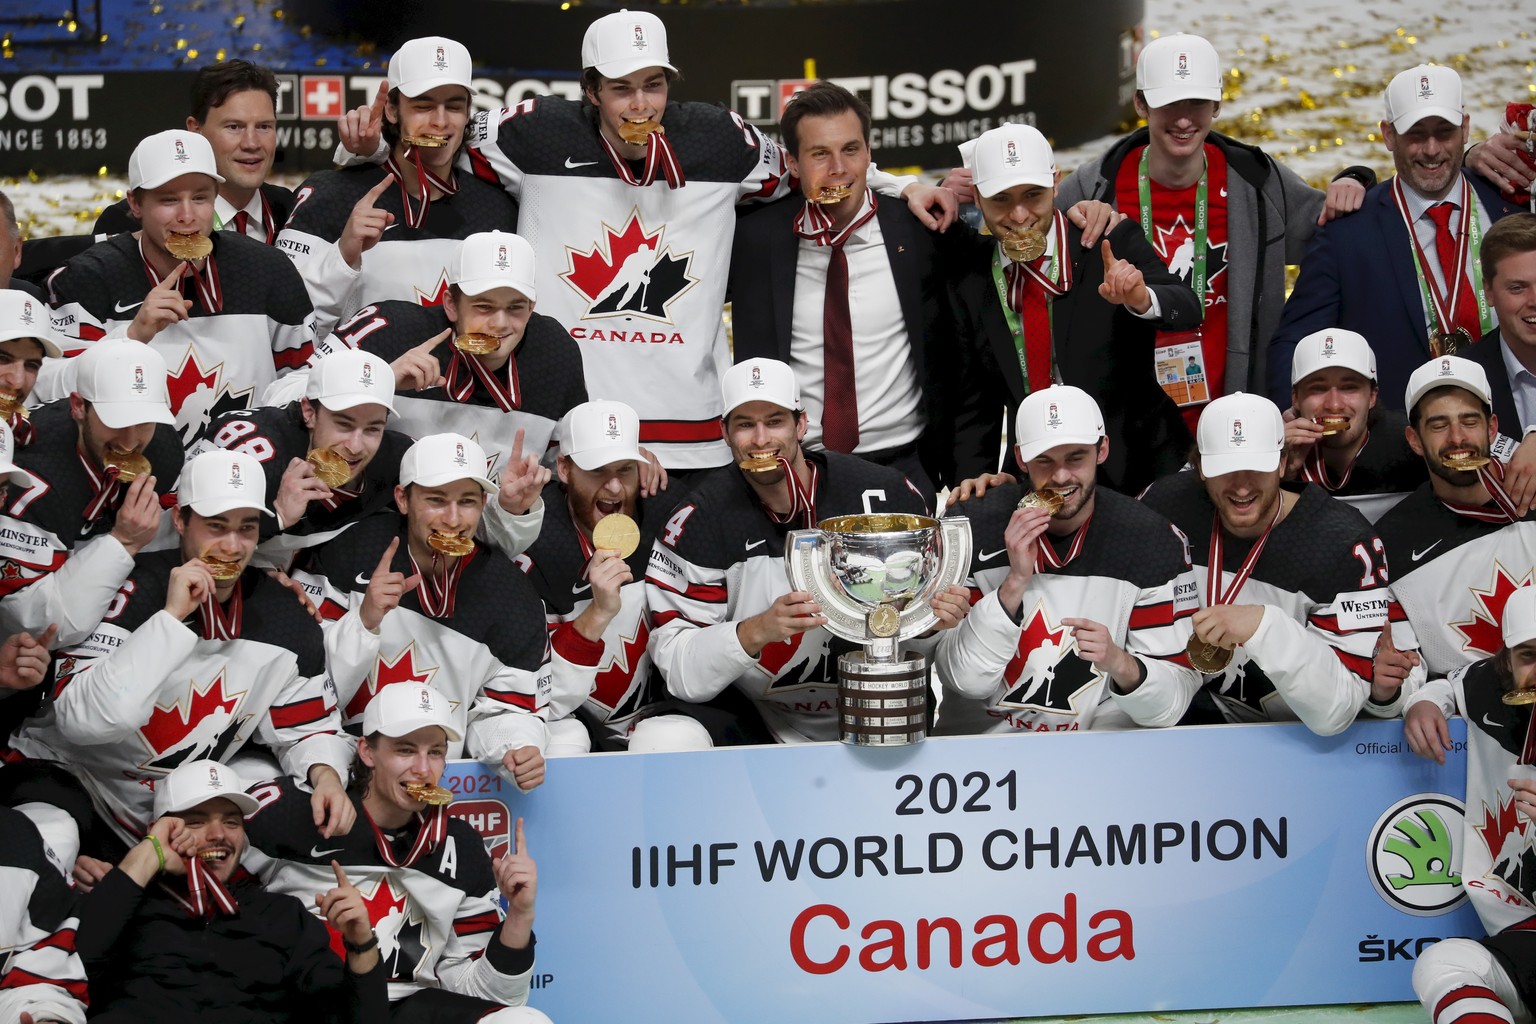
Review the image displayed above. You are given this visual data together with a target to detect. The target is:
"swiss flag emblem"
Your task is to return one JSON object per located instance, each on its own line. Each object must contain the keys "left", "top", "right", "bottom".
{"left": 300, "top": 76, "right": 346, "bottom": 120}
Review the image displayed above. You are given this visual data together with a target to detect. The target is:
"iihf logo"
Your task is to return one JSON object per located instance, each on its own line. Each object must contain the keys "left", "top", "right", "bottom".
{"left": 1175, "top": 52, "right": 1191, "bottom": 80}
{"left": 417, "top": 687, "right": 433, "bottom": 711}
{"left": 1322, "top": 335, "right": 1337, "bottom": 358}
{"left": 749, "top": 366, "right": 764, "bottom": 389}
{"left": 1438, "top": 358, "right": 1454, "bottom": 377}
{"left": 454, "top": 443, "right": 467, "bottom": 466}
{"left": 132, "top": 366, "right": 147, "bottom": 394}
{"left": 360, "top": 363, "right": 374, "bottom": 388}
{"left": 605, "top": 414, "right": 620, "bottom": 439}
{"left": 495, "top": 245, "right": 509, "bottom": 269}
{"left": 1046, "top": 402, "right": 1062, "bottom": 429}
{"left": 228, "top": 463, "right": 243, "bottom": 488}
{"left": 1418, "top": 75, "right": 1433, "bottom": 100}
{"left": 632, "top": 24, "right": 647, "bottom": 50}
{"left": 1005, "top": 141, "right": 1019, "bottom": 166}
{"left": 1230, "top": 419, "right": 1245, "bottom": 445}
{"left": 19, "top": 301, "right": 33, "bottom": 326}
{"left": 174, "top": 139, "right": 189, "bottom": 163}
{"left": 433, "top": 46, "right": 447, "bottom": 70}
{"left": 208, "top": 765, "right": 223, "bottom": 788}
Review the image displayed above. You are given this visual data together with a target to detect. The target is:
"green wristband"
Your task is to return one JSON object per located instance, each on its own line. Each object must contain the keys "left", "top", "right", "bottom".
{"left": 144, "top": 834, "right": 165, "bottom": 872}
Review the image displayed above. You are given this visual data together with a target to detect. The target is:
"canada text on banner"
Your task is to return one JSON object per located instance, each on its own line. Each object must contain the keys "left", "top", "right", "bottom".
{"left": 440, "top": 717, "right": 1477, "bottom": 1024}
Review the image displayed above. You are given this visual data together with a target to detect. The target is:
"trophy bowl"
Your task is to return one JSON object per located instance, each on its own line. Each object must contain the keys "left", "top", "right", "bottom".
{"left": 817, "top": 514, "right": 939, "bottom": 613}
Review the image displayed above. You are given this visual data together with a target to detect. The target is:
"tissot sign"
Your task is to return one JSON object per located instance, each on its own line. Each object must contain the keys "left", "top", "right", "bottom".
{"left": 0, "top": 0, "right": 1141, "bottom": 175}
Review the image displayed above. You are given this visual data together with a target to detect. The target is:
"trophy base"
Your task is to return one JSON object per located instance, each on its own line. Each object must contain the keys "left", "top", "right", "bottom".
{"left": 838, "top": 651, "right": 928, "bottom": 746}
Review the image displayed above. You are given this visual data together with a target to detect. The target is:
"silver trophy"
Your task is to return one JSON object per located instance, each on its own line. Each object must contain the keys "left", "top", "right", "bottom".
{"left": 786, "top": 514, "right": 972, "bottom": 745}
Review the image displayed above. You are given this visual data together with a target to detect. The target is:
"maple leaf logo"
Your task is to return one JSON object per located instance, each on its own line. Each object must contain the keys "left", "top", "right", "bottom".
{"left": 999, "top": 602, "right": 1101, "bottom": 714}
{"left": 592, "top": 616, "right": 651, "bottom": 711}
{"left": 327, "top": 875, "right": 428, "bottom": 981}
{"left": 560, "top": 210, "right": 698, "bottom": 324}
{"left": 139, "top": 671, "right": 248, "bottom": 771}
{"left": 412, "top": 269, "right": 452, "bottom": 307}
{"left": 166, "top": 346, "right": 253, "bottom": 446}
{"left": 1152, "top": 214, "right": 1227, "bottom": 297}
{"left": 1477, "top": 792, "right": 1528, "bottom": 861}
{"left": 348, "top": 643, "right": 439, "bottom": 720}
{"left": 166, "top": 346, "right": 219, "bottom": 415}
{"left": 1452, "top": 565, "right": 1533, "bottom": 656}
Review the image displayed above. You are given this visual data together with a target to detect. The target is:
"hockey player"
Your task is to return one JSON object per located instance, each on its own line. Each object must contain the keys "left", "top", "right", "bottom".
{"left": 645, "top": 357, "right": 968, "bottom": 743}
{"left": 0, "top": 340, "right": 179, "bottom": 651}
{"left": 4, "top": 448, "right": 355, "bottom": 885}
{"left": 1280, "top": 327, "right": 1425, "bottom": 522}
{"left": 1376, "top": 355, "right": 1536, "bottom": 678}
{"left": 278, "top": 37, "right": 519, "bottom": 339}
{"left": 933, "top": 385, "right": 1202, "bottom": 734}
{"left": 43, "top": 129, "right": 316, "bottom": 447}
{"left": 338, "top": 10, "right": 954, "bottom": 471}
{"left": 295, "top": 432, "right": 594, "bottom": 786}
{"left": 1140, "top": 391, "right": 1412, "bottom": 733}
{"left": 0, "top": 289, "right": 62, "bottom": 445}
{"left": 191, "top": 346, "right": 412, "bottom": 566}
{"left": 1404, "top": 585, "right": 1536, "bottom": 1024}
{"left": 243, "top": 683, "right": 550, "bottom": 1022}
{"left": 76, "top": 759, "right": 387, "bottom": 1023}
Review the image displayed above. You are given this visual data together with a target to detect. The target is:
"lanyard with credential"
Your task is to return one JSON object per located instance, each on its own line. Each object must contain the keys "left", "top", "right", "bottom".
{"left": 989, "top": 224, "right": 1064, "bottom": 396}
{"left": 1138, "top": 147, "right": 1207, "bottom": 310}
{"left": 1394, "top": 177, "right": 1493, "bottom": 339}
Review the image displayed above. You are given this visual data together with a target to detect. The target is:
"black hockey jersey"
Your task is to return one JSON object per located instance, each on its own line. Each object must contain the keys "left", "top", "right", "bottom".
{"left": 1293, "top": 408, "right": 1425, "bottom": 522}
{"left": 645, "top": 452, "right": 927, "bottom": 742}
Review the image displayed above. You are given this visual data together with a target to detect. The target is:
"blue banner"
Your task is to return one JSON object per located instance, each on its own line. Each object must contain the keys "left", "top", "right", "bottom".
{"left": 441, "top": 718, "right": 1478, "bottom": 1024}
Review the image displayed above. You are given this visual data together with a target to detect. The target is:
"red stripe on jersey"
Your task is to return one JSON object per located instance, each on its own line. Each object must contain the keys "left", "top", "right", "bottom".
{"left": 273, "top": 343, "right": 314, "bottom": 371}
{"left": 967, "top": 587, "right": 984, "bottom": 606}
{"left": 269, "top": 697, "right": 330, "bottom": 730}
{"left": 466, "top": 146, "right": 499, "bottom": 186}
{"left": 1388, "top": 601, "right": 1410, "bottom": 622}
{"left": 0, "top": 967, "right": 88, "bottom": 1001}
{"left": 639, "top": 419, "right": 725, "bottom": 444}
{"left": 483, "top": 690, "right": 538, "bottom": 710}
{"left": 1167, "top": 651, "right": 1194, "bottom": 669}
{"left": 551, "top": 623, "right": 605, "bottom": 666}
{"left": 1435, "top": 985, "right": 1503, "bottom": 1018}
{"left": 453, "top": 910, "right": 501, "bottom": 936}
{"left": 78, "top": 323, "right": 105, "bottom": 342}
{"left": 684, "top": 582, "right": 728, "bottom": 604}
{"left": 319, "top": 597, "right": 349, "bottom": 621}
{"left": 1127, "top": 601, "right": 1174, "bottom": 630}
{"left": 1443, "top": 1015, "right": 1516, "bottom": 1024}
{"left": 0, "top": 548, "right": 68, "bottom": 596}
{"left": 1333, "top": 647, "right": 1374, "bottom": 680}
{"left": 651, "top": 609, "right": 704, "bottom": 628}
{"left": 32, "top": 927, "right": 77, "bottom": 952}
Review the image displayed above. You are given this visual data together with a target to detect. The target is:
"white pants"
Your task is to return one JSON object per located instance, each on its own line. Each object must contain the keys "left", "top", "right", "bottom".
{"left": 1415, "top": 937, "right": 1532, "bottom": 1023}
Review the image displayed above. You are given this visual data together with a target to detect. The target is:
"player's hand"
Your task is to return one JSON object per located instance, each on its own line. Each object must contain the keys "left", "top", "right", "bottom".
{"left": 1467, "top": 131, "right": 1535, "bottom": 195}
{"left": 165, "top": 558, "right": 218, "bottom": 620}
{"left": 360, "top": 537, "right": 421, "bottom": 632}
{"left": 938, "top": 166, "right": 975, "bottom": 204}
{"left": 998, "top": 505, "right": 1052, "bottom": 599}
{"left": 1404, "top": 701, "right": 1452, "bottom": 764}
{"left": 1191, "top": 604, "right": 1265, "bottom": 649}
{"left": 927, "top": 584, "right": 972, "bottom": 632}
{"left": 586, "top": 548, "right": 632, "bottom": 618}
{"left": 338, "top": 177, "right": 396, "bottom": 271}
{"left": 1371, "top": 626, "right": 1420, "bottom": 704}
{"left": 127, "top": 262, "right": 192, "bottom": 342}
{"left": 317, "top": 861, "right": 375, "bottom": 946}
{"left": 493, "top": 817, "right": 537, "bottom": 916}
{"left": 1512, "top": 775, "right": 1536, "bottom": 820}
{"left": 944, "top": 471, "right": 1016, "bottom": 507}
{"left": 275, "top": 456, "right": 334, "bottom": 529}
{"left": 0, "top": 624, "right": 57, "bottom": 690}
{"left": 110, "top": 471, "right": 163, "bottom": 555}
{"left": 1281, "top": 411, "right": 1324, "bottom": 479}
{"left": 1504, "top": 438, "right": 1536, "bottom": 517}
{"left": 266, "top": 568, "right": 323, "bottom": 623}
{"left": 1066, "top": 200, "right": 1125, "bottom": 248}
{"left": 71, "top": 853, "right": 116, "bottom": 892}
{"left": 339, "top": 81, "right": 388, "bottom": 159}
{"left": 1062, "top": 616, "right": 1143, "bottom": 688}
{"left": 393, "top": 327, "right": 451, "bottom": 391}
{"left": 901, "top": 181, "right": 958, "bottom": 232}
{"left": 152, "top": 816, "right": 191, "bottom": 876}
{"left": 1097, "top": 239, "right": 1152, "bottom": 313}
{"left": 502, "top": 746, "right": 546, "bottom": 792}
{"left": 309, "top": 765, "right": 355, "bottom": 839}
{"left": 1319, "top": 176, "right": 1366, "bottom": 225}
{"left": 497, "top": 428, "right": 551, "bottom": 516}
{"left": 737, "top": 591, "right": 827, "bottom": 657}
{"left": 638, "top": 446, "right": 668, "bottom": 498}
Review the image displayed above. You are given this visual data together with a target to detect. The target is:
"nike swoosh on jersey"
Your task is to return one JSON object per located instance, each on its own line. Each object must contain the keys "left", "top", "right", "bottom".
{"left": 1484, "top": 713, "right": 1503, "bottom": 729}
{"left": 310, "top": 845, "right": 345, "bottom": 859}
{"left": 745, "top": 539, "right": 767, "bottom": 552}
{"left": 565, "top": 158, "right": 599, "bottom": 169}
{"left": 978, "top": 548, "right": 1006, "bottom": 562}
{"left": 572, "top": 582, "right": 591, "bottom": 595}
{"left": 354, "top": 572, "right": 372, "bottom": 586}
{"left": 114, "top": 299, "right": 143, "bottom": 313}
{"left": 1411, "top": 541, "right": 1443, "bottom": 561}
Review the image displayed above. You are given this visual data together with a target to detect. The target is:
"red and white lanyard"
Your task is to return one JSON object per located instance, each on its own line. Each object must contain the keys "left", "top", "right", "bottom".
{"left": 761, "top": 457, "right": 821, "bottom": 531}
{"left": 196, "top": 583, "right": 243, "bottom": 641}
{"left": 599, "top": 131, "right": 685, "bottom": 189}
{"left": 1204, "top": 500, "right": 1283, "bottom": 607}
{"left": 1300, "top": 432, "right": 1367, "bottom": 491}
{"left": 410, "top": 547, "right": 473, "bottom": 619}
{"left": 382, "top": 152, "right": 459, "bottom": 230}
{"left": 1033, "top": 511, "right": 1094, "bottom": 574}
{"left": 1439, "top": 459, "right": 1521, "bottom": 524}
{"left": 167, "top": 855, "right": 239, "bottom": 919}
{"left": 444, "top": 350, "right": 520, "bottom": 411}
{"left": 364, "top": 803, "right": 447, "bottom": 868}
{"left": 792, "top": 194, "right": 878, "bottom": 247}
{"left": 79, "top": 449, "right": 124, "bottom": 523}
{"left": 1004, "top": 209, "right": 1074, "bottom": 304}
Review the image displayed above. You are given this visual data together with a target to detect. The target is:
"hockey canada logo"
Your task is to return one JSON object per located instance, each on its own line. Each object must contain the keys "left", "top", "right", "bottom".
{"left": 1476, "top": 790, "right": 1536, "bottom": 909}
{"left": 1452, "top": 566, "right": 1532, "bottom": 656}
{"left": 561, "top": 211, "right": 698, "bottom": 325}
{"left": 1368, "top": 793, "right": 1467, "bottom": 916}
{"left": 139, "top": 671, "right": 251, "bottom": 773}
{"left": 167, "top": 347, "right": 255, "bottom": 448}
{"left": 1152, "top": 214, "right": 1229, "bottom": 299}
{"left": 996, "top": 602, "right": 1103, "bottom": 721}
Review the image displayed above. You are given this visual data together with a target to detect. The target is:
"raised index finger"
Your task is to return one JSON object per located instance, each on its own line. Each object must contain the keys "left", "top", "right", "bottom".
{"left": 1099, "top": 238, "right": 1116, "bottom": 272}
{"left": 375, "top": 536, "right": 400, "bottom": 575}
{"left": 331, "top": 859, "right": 352, "bottom": 888}
{"left": 158, "top": 261, "right": 189, "bottom": 291}
{"left": 416, "top": 326, "right": 454, "bottom": 353}
{"left": 363, "top": 174, "right": 394, "bottom": 207}
{"left": 510, "top": 427, "right": 526, "bottom": 466}
{"left": 514, "top": 816, "right": 526, "bottom": 856}
{"left": 369, "top": 82, "right": 388, "bottom": 127}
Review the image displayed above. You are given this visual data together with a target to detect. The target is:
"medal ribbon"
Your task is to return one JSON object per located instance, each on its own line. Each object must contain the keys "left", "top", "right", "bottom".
{"left": 196, "top": 582, "right": 243, "bottom": 641}
{"left": 1033, "top": 510, "right": 1094, "bottom": 574}
{"left": 792, "top": 192, "right": 879, "bottom": 247}
{"left": 409, "top": 545, "right": 473, "bottom": 618}
{"left": 760, "top": 457, "right": 821, "bottom": 530}
{"left": 174, "top": 855, "right": 239, "bottom": 919}
{"left": 383, "top": 153, "right": 459, "bottom": 230}
{"left": 1392, "top": 176, "right": 1492, "bottom": 342}
{"left": 1205, "top": 500, "right": 1283, "bottom": 608}
{"left": 598, "top": 131, "right": 685, "bottom": 189}
{"left": 1138, "top": 147, "right": 1208, "bottom": 308}
{"left": 444, "top": 350, "right": 520, "bottom": 411}
{"left": 1437, "top": 458, "right": 1521, "bottom": 523}
{"left": 79, "top": 450, "right": 124, "bottom": 523}
{"left": 139, "top": 236, "right": 222, "bottom": 313}
{"left": 363, "top": 803, "right": 448, "bottom": 868}
{"left": 319, "top": 483, "right": 363, "bottom": 513}
{"left": 989, "top": 210, "right": 1071, "bottom": 396}
{"left": 1300, "top": 429, "right": 1369, "bottom": 491}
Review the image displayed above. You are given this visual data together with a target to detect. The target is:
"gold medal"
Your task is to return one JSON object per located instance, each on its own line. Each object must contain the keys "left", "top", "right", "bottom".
{"left": 200, "top": 554, "right": 243, "bottom": 581}
{"left": 810, "top": 184, "right": 853, "bottom": 205}
{"left": 1017, "top": 489, "right": 1064, "bottom": 514}
{"left": 306, "top": 447, "right": 351, "bottom": 488}
{"left": 0, "top": 392, "right": 27, "bottom": 421}
{"left": 1430, "top": 327, "right": 1471, "bottom": 358}
{"left": 1317, "top": 416, "right": 1349, "bottom": 436}
{"left": 401, "top": 133, "right": 450, "bottom": 148}
{"left": 164, "top": 232, "right": 213, "bottom": 261}
{"left": 427, "top": 531, "right": 475, "bottom": 557}
{"left": 403, "top": 782, "right": 455, "bottom": 805}
{"left": 102, "top": 444, "right": 150, "bottom": 482}
{"left": 1441, "top": 453, "right": 1491, "bottom": 472}
{"left": 592, "top": 512, "right": 640, "bottom": 558}
{"left": 868, "top": 603, "right": 901, "bottom": 638}
{"left": 1504, "top": 689, "right": 1536, "bottom": 706}
{"left": 453, "top": 332, "right": 501, "bottom": 355}
{"left": 618, "top": 118, "right": 664, "bottom": 145}
{"left": 1185, "top": 635, "right": 1233, "bottom": 674}
{"left": 738, "top": 452, "right": 779, "bottom": 473}
{"left": 1001, "top": 227, "right": 1048, "bottom": 263}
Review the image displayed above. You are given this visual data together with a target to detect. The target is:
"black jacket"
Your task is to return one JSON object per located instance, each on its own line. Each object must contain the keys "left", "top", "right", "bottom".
{"left": 78, "top": 866, "right": 387, "bottom": 1023}
{"left": 1464, "top": 328, "right": 1525, "bottom": 434}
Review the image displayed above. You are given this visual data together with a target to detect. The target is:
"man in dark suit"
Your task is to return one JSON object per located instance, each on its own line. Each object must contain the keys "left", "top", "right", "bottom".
{"left": 1464, "top": 213, "right": 1536, "bottom": 511}
{"left": 948, "top": 123, "right": 1202, "bottom": 496}
{"left": 728, "top": 81, "right": 956, "bottom": 499}
{"left": 1268, "top": 64, "right": 1523, "bottom": 412}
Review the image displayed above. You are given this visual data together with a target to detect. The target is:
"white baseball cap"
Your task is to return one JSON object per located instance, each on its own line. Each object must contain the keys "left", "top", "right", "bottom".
{"left": 304, "top": 347, "right": 397, "bottom": 414}
{"left": 451, "top": 231, "right": 537, "bottom": 301}
{"left": 1404, "top": 355, "right": 1491, "bottom": 415}
{"left": 0, "top": 292, "right": 62, "bottom": 358}
{"left": 363, "top": 682, "right": 463, "bottom": 741}
{"left": 1504, "top": 586, "right": 1536, "bottom": 648}
{"left": 560, "top": 399, "right": 644, "bottom": 471}
{"left": 388, "top": 36, "right": 473, "bottom": 98}
{"left": 961, "top": 123, "right": 1057, "bottom": 200}
{"left": 582, "top": 10, "right": 677, "bottom": 79}
{"left": 1197, "top": 392, "right": 1285, "bottom": 477}
{"left": 152, "top": 759, "right": 260, "bottom": 819}
{"left": 721, "top": 358, "right": 801, "bottom": 418}
{"left": 178, "top": 448, "right": 273, "bottom": 517}
{"left": 1136, "top": 34, "right": 1222, "bottom": 109}
{"left": 628, "top": 714, "right": 712, "bottom": 753}
{"left": 1291, "top": 328, "right": 1378, "bottom": 387}
{"left": 127, "top": 129, "right": 224, "bottom": 191}
{"left": 74, "top": 340, "right": 176, "bottom": 429}
{"left": 400, "top": 432, "right": 495, "bottom": 493}
{"left": 1014, "top": 385, "right": 1105, "bottom": 463}
{"left": 0, "top": 420, "right": 35, "bottom": 491}
{"left": 1384, "top": 64, "right": 1464, "bottom": 134}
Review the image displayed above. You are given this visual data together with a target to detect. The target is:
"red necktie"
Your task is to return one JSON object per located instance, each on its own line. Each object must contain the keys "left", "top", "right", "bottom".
{"left": 821, "top": 242, "right": 858, "bottom": 452}
{"left": 1426, "top": 202, "right": 1480, "bottom": 336}
{"left": 230, "top": 210, "right": 250, "bottom": 237}
{"left": 1005, "top": 263, "right": 1054, "bottom": 395}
